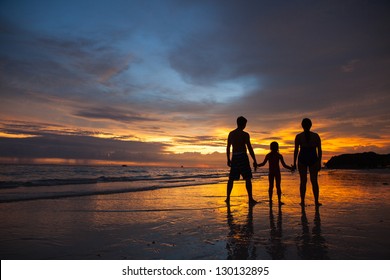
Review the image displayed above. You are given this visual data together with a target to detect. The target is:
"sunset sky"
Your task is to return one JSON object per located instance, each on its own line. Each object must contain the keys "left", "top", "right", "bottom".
{"left": 1, "top": 0, "right": 389, "bottom": 167}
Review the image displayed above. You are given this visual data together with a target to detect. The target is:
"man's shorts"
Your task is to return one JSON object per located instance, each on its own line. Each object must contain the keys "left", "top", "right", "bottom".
{"left": 229, "top": 153, "right": 252, "bottom": 180}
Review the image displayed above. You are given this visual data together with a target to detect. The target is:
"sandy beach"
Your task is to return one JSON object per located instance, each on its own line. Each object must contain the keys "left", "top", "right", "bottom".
{"left": 0, "top": 169, "right": 389, "bottom": 260}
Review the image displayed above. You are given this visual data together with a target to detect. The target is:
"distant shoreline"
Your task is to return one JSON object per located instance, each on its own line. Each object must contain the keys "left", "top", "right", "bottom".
{"left": 325, "top": 152, "right": 390, "bottom": 169}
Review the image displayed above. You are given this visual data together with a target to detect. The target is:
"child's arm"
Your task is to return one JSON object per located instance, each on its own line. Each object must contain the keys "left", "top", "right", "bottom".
{"left": 254, "top": 158, "right": 265, "bottom": 171}
{"left": 257, "top": 155, "right": 268, "bottom": 168}
{"left": 280, "top": 155, "right": 293, "bottom": 171}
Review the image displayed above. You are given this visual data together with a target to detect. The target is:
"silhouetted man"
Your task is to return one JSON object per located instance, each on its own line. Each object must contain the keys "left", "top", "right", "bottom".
{"left": 226, "top": 116, "right": 258, "bottom": 205}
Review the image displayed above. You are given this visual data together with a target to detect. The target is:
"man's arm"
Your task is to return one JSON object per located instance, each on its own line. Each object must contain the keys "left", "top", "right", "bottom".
{"left": 246, "top": 134, "right": 257, "bottom": 166}
{"left": 293, "top": 135, "right": 299, "bottom": 169}
{"left": 227, "top": 133, "right": 232, "bottom": 167}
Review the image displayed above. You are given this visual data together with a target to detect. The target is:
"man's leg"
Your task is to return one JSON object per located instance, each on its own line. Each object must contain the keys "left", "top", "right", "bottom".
{"left": 245, "top": 178, "right": 257, "bottom": 204}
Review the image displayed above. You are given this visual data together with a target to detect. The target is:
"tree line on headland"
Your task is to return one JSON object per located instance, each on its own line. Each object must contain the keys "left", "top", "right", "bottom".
{"left": 325, "top": 152, "right": 390, "bottom": 169}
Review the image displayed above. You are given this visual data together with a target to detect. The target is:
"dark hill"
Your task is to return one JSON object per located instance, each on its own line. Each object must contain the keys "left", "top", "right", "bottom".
{"left": 325, "top": 152, "right": 390, "bottom": 169}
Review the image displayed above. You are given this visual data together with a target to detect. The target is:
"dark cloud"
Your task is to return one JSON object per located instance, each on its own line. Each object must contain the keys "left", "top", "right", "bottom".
{"left": 169, "top": 0, "right": 390, "bottom": 117}
{"left": 0, "top": 119, "right": 227, "bottom": 166}
{"left": 74, "top": 106, "right": 158, "bottom": 123}
{"left": 174, "top": 135, "right": 225, "bottom": 147}
{"left": 0, "top": 20, "right": 133, "bottom": 102}
{"left": 0, "top": 128, "right": 229, "bottom": 167}
{"left": 0, "top": 134, "right": 167, "bottom": 162}
{"left": 0, "top": 120, "right": 111, "bottom": 138}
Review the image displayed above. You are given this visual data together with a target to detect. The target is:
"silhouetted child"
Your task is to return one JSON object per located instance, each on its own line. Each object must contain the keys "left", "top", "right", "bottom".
{"left": 257, "top": 141, "right": 294, "bottom": 206}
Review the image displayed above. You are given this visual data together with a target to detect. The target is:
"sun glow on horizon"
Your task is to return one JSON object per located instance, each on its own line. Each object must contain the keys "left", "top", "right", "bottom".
{"left": 1, "top": 118, "right": 389, "bottom": 167}
{"left": 0, "top": 132, "right": 38, "bottom": 139}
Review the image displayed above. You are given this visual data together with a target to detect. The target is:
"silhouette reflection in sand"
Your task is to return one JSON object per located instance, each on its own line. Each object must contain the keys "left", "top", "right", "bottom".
{"left": 296, "top": 206, "right": 329, "bottom": 259}
{"left": 266, "top": 205, "right": 286, "bottom": 259}
{"left": 226, "top": 204, "right": 256, "bottom": 259}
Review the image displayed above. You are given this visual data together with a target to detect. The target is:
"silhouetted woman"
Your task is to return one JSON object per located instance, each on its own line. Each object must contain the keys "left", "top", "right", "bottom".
{"left": 293, "top": 118, "right": 322, "bottom": 206}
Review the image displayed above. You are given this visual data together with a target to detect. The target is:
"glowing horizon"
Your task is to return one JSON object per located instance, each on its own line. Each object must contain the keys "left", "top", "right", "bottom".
{"left": 1, "top": 118, "right": 389, "bottom": 168}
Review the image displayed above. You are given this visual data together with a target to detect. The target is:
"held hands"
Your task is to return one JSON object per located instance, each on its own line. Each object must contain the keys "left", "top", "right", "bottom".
{"left": 292, "top": 164, "right": 297, "bottom": 172}
{"left": 253, "top": 162, "right": 263, "bottom": 171}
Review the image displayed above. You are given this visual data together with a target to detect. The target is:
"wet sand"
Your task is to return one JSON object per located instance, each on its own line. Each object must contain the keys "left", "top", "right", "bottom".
{"left": 0, "top": 170, "right": 389, "bottom": 259}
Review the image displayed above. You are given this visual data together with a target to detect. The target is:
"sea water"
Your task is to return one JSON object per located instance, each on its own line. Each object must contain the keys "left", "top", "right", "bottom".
{"left": 2, "top": 164, "right": 388, "bottom": 204}
{"left": 0, "top": 164, "right": 267, "bottom": 202}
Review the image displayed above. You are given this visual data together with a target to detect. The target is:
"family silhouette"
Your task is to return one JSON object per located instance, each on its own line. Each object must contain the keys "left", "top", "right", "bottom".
{"left": 225, "top": 116, "right": 326, "bottom": 260}
{"left": 226, "top": 116, "right": 322, "bottom": 206}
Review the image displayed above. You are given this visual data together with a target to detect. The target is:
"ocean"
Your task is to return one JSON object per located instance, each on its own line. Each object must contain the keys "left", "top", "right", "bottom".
{"left": 2, "top": 164, "right": 389, "bottom": 204}
{"left": 0, "top": 164, "right": 268, "bottom": 203}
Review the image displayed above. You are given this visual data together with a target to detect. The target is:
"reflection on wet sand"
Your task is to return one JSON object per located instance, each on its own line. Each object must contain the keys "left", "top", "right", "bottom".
{"left": 226, "top": 204, "right": 256, "bottom": 259}
{"left": 266, "top": 205, "right": 286, "bottom": 259}
{"left": 225, "top": 202, "right": 329, "bottom": 259}
{"left": 296, "top": 206, "right": 329, "bottom": 259}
